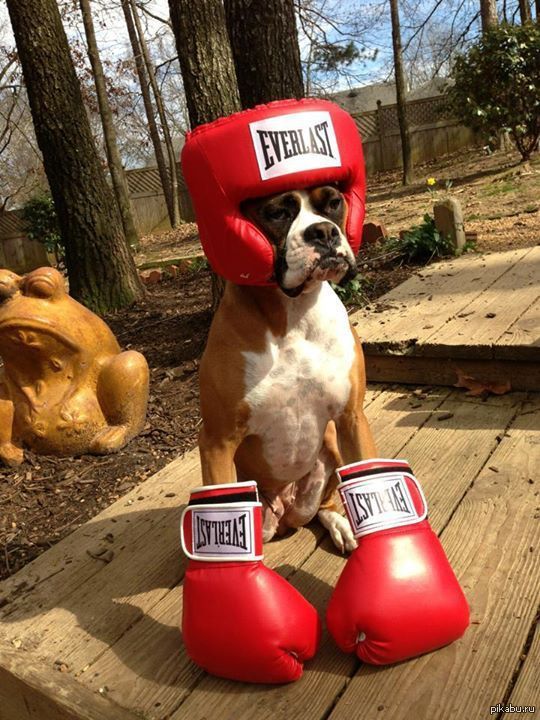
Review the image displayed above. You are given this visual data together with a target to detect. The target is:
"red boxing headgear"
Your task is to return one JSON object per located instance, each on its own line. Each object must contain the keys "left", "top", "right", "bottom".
{"left": 181, "top": 98, "right": 366, "bottom": 286}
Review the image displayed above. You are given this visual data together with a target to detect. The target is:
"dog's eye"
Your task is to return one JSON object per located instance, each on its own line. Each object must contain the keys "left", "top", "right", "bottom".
{"left": 328, "top": 197, "right": 341, "bottom": 211}
{"left": 265, "top": 207, "right": 288, "bottom": 221}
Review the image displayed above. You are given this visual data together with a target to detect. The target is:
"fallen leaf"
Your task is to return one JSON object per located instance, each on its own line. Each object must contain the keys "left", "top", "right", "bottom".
{"left": 454, "top": 368, "right": 511, "bottom": 397}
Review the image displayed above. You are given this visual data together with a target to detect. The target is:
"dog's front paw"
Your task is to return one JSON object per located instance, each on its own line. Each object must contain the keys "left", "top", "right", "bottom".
{"left": 318, "top": 509, "right": 357, "bottom": 553}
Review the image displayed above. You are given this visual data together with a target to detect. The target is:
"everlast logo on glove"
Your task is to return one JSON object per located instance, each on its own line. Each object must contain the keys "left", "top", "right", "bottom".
{"left": 249, "top": 111, "right": 341, "bottom": 181}
{"left": 191, "top": 507, "right": 255, "bottom": 557}
{"left": 341, "top": 473, "right": 427, "bottom": 538}
{"left": 195, "top": 513, "right": 248, "bottom": 551}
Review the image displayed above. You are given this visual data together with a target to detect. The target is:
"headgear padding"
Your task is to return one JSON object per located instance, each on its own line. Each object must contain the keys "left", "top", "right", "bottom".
{"left": 181, "top": 98, "right": 366, "bottom": 286}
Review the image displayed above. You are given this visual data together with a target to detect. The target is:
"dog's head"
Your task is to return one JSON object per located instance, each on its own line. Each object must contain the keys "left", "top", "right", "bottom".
{"left": 242, "top": 185, "right": 357, "bottom": 297}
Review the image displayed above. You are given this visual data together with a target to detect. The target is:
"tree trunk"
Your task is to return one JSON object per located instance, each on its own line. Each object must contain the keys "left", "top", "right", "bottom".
{"left": 480, "top": 0, "right": 498, "bottom": 32}
{"left": 518, "top": 0, "right": 532, "bottom": 21}
{"left": 129, "top": 0, "right": 181, "bottom": 228}
{"left": 169, "top": 0, "right": 242, "bottom": 309}
{"left": 536, "top": 0, "right": 540, "bottom": 22}
{"left": 121, "top": 0, "right": 176, "bottom": 228}
{"left": 389, "top": 0, "right": 413, "bottom": 185}
{"left": 224, "top": 0, "right": 304, "bottom": 108}
{"left": 6, "top": 0, "right": 143, "bottom": 313}
{"left": 79, "top": 0, "right": 140, "bottom": 250}
{"left": 168, "top": 0, "right": 241, "bottom": 128}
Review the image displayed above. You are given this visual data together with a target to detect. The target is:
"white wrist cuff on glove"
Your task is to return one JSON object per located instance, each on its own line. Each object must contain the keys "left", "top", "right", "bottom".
{"left": 337, "top": 459, "right": 428, "bottom": 538}
{"left": 180, "top": 481, "right": 264, "bottom": 562}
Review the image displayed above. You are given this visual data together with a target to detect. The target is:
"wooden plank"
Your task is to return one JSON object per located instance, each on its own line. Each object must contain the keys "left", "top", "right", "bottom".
{"left": 3, "top": 237, "right": 26, "bottom": 274}
{"left": 76, "top": 387, "right": 452, "bottom": 719}
{"left": 81, "top": 526, "right": 323, "bottom": 719}
{"left": 0, "top": 450, "right": 200, "bottom": 622}
{"left": 23, "top": 238, "right": 49, "bottom": 272}
{"left": 0, "top": 648, "right": 139, "bottom": 720}
{"left": 168, "top": 536, "right": 353, "bottom": 720}
{"left": 351, "top": 248, "right": 531, "bottom": 353}
{"left": 423, "top": 245, "right": 540, "bottom": 358}
{"left": 507, "top": 620, "right": 540, "bottom": 709}
{"left": 495, "top": 296, "right": 540, "bottom": 362}
{"left": 364, "top": 354, "right": 540, "bottom": 391}
{"left": 327, "top": 397, "right": 540, "bottom": 720}
{"left": 165, "top": 391, "right": 523, "bottom": 720}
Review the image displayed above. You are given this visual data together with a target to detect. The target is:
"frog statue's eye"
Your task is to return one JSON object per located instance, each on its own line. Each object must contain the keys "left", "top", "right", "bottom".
{"left": 24, "top": 269, "right": 63, "bottom": 299}
{"left": 25, "top": 277, "right": 56, "bottom": 299}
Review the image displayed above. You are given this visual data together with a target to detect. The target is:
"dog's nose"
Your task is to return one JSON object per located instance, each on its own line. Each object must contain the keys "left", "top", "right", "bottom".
{"left": 304, "top": 222, "right": 341, "bottom": 250}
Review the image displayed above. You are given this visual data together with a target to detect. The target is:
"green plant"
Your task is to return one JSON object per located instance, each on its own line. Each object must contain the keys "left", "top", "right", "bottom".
{"left": 389, "top": 214, "right": 455, "bottom": 263}
{"left": 21, "top": 194, "right": 64, "bottom": 264}
{"left": 188, "top": 256, "right": 209, "bottom": 273}
{"left": 448, "top": 23, "right": 540, "bottom": 161}
{"left": 461, "top": 239, "right": 477, "bottom": 254}
{"left": 331, "top": 276, "right": 367, "bottom": 306}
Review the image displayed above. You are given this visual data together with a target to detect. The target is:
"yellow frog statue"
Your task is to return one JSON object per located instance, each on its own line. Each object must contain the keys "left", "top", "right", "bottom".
{"left": 0, "top": 266, "right": 149, "bottom": 466}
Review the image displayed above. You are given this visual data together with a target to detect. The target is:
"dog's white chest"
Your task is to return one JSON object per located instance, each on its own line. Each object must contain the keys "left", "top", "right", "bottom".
{"left": 242, "top": 282, "right": 355, "bottom": 480}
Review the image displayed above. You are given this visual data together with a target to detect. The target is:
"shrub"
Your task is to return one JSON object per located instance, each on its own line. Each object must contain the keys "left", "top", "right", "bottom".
{"left": 21, "top": 194, "right": 64, "bottom": 264}
{"left": 448, "top": 23, "right": 540, "bottom": 161}
{"left": 389, "top": 214, "right": 455, "bottom": 263}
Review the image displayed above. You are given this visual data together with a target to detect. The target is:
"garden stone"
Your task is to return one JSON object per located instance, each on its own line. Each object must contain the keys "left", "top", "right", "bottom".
{"left": 433, "top": 197, "right": 466, "bottom": 251}
{"left": 362, "top": 220, "right": 389, "bottom": 245}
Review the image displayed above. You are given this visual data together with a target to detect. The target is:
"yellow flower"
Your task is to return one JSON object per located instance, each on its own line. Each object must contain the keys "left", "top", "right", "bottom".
{"left": 427, "top": 177, "right": 437, "bottom": 186}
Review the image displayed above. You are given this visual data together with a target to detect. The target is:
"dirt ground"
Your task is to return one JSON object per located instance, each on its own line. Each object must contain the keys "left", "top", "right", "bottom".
{"left": 1, "top": 145, "right": 538, "bottom": 581}
{"left": 366, "top": 146, "right": 540, "bottom": 250}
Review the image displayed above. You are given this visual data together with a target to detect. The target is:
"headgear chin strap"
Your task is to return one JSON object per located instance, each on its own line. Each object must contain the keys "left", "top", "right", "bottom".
{"left": 181, "top": 98, "right": 366, "bottom": 286}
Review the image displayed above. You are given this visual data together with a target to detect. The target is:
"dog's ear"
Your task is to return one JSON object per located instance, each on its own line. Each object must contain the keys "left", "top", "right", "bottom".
{"left": 240, "top": 198, "right": 259, "bottom": 223}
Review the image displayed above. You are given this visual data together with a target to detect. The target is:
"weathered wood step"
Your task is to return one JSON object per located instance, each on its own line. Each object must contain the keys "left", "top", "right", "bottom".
{"left": 352, "top": 247, "right": 540, "bottom": 390}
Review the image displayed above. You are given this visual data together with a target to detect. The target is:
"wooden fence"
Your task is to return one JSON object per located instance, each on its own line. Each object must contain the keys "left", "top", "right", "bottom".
{"left": 0, "top": 211, "right": 49, "bottom": 275}
{"left": 353, "top": 95, "right": 478, "bottom": 174}
{"left": 0, "top": 165, "right": 194, "bottom": 275}
{"left": 126, "top": 163, "right": 194, "bottom": 233}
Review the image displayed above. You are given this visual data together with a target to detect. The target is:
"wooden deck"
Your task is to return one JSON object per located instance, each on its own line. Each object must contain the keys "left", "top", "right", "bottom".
{"left": 352, "top": 246, "right": 540, "bottom": 390}
{"left": 1, "top": 384, "right": 538, "bottom": 720}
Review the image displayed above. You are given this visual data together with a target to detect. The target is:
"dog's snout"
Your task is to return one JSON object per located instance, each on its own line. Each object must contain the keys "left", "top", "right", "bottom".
{"left": 304, "top": 222, "right": 340, "bottom": 249}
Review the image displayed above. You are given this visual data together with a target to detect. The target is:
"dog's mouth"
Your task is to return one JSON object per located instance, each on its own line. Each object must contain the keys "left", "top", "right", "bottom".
{"left": 277, "top": 252, "right": 357, "bottom": 297}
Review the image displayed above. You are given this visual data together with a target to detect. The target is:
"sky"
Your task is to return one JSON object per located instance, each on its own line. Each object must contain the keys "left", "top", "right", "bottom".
{"left": 1, "top": 0, "right": 394, "bottom": 93}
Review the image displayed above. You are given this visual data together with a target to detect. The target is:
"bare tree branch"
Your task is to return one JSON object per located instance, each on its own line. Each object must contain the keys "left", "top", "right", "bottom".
{"left": 135, "top": 1, "right": 171, "bottom": 27}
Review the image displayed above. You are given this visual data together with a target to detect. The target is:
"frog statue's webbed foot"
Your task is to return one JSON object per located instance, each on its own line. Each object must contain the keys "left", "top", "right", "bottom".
{"left": 0, "top": 380, "right": 23, "bottom": 466}
{"left": 0, "top": 442, "right": 24, "bottom": 467}
{"left": 90, "top": 350, "right": 149, "bottom": 455}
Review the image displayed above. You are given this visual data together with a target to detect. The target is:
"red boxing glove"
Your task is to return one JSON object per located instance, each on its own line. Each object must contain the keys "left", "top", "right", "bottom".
{"left": 326, "top": 459, "right": 469, "bottom": 664}
{"left": 180, "top": 481, "right": 321, "bottom": 683}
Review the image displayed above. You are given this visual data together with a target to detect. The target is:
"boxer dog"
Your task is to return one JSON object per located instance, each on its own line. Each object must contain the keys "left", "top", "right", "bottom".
{"left": 198, "top": 184, "right": 377, "bottom": 552}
